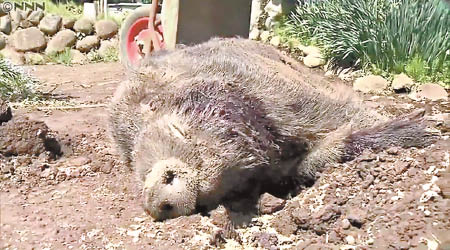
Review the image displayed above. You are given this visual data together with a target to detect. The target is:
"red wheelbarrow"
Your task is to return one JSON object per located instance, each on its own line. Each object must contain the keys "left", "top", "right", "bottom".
{"left": 119, "top": 0, "right": 252, "bottom": 68}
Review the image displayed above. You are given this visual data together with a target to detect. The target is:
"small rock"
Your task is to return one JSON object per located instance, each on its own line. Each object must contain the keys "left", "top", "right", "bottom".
{"left": 392, "top": 73, "right": 414, "bottom": 91}
{"left": 345, "top": 235, "right": 355, "bottom": 245}
{"left": 264, "top": 0, "right": 296, "bottom": 18}
{"left": 12, "top": 27, "right": 46, "bottom": 52}
{"left": 9, "top": 10, "right": 22, "bottom": 32}
{"left": 252, "top": 232, "right": 279, "bottom": 250}
{"left": 269, "top": 36, "right": 281, "bottom": 47}
{"left": 302, "top": 45, "right": 321, "bottom": 56}
{"left": 19, "top": 20, "right": 33, "bottom": 29}
{"left": 27, "top": 10, "right": 44, "bottom": 25}
{"left": 249, "top": 29, "right": 260, "bottom": 40}
{"left": 353, "top": 75, "right": 389, "bottom": 94}
{"left": 62, "top": 17, "right": 76, "bottom": 29}
{"left": 68, "top": 156, "right": 91, "bottom": 167}
{"left": 0, "top": 34, "right": 5, "bottom": 50}
{"left": 74, "top": 18, "right": 94, "bottom": 35}
{"left": 70, "top": 49, "right": 88, "bottom": 64}
{"left": 416, "top": 83, "right": 448, "bottom": 101}
{"left": 76, "top": 35, "right": 99, "bottom": 52}
{"left": 346, "top": 208, "right": 366, "bottom": 228}
{"left": 271, "top": 210, "right": 298, "bottom": 236}
{"left": 386, "top": 147, "right": 399, "bottom": 155}
{"left": 0, "top": 15, "right": 12, "bottom": 35}
{"left": 38, "top": 14, "right": 62, "bottom": 35}
{"left": 18, "top": 10, "right": 31, "bottom": 19}
{"left": 0, "top": 46, "right": 25, "bottom": 65}
{"left": 341, "top": 219, "right": 351, "bottom": 229}
{"left": 24, "top": 52, "right": 45, "bottom": 65}
{"left": 260, "top": 31, "right": 271, "bottom": 42}
{"left": 303, "top": 54, "right": 325, "bottom": 68}
{"left": 0, "top": 99, "right": 12, "bottom": 124}
{"left": 95, "top": 20, "right": 118, "bottom": 39}
{"left": 45, "top": 29, "right": 77, "bottom": 54}
{"left": 258, "top": 193, "right": 286, "bottom": 214}
{"left": 98, "top": 40, "right": 115, "bottom": 58}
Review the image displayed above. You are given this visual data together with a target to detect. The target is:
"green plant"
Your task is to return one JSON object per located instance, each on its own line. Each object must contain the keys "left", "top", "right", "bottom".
{"left": 101, "top": 46, "right": 119, "bottom": 62}
{"left": 0, "top": 58, "right": 40, "bottom": 101}
{"left": 284, "top": 0, "right": 450, "bottom": 84}
{"left": 46, "top": 48, "right": 73, "bottom": 65}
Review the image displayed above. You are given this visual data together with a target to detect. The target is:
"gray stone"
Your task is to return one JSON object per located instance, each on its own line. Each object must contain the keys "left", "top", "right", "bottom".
{"left": 0, "top": 15, "right": 12, "bottom": 34}
{"left": 76, "top": 35, "right": 99, "bottom": 52}
{"left": 392, "top": 73, "right": 414, "bottom": 91}
{"left": 12, "top": 27, "right": 46, "bottom": 52}
{"left": 95, "top": 20, "right": 118, "bottom": 39}
{"left": 258, "top": 193, "right": 286, "bottom": 214}
{"left": 269, "top": 35, "right": 281, "bottom": 47}
{"left": 98, "top": 40, "right": 115, "bottom": 58}
{"left": 265, "top": 16, "right": 275, "bottom": 30}
{"left": 260, "top": 30, "right": 271, "bottom": 42}
{"left": 70, "top": 49, "right": 88, "bottom": 64}
{"left": 19, "top": 20, "right": 33, "bottom": 29}
{"left": 27, "top": 10, "right": 44, "bottom": 25}
{"left": 45, "top": 29, "right": 77, "bottom": 54}
{"left": 24, "top": 52, "right": 45, "bottom": 65}
{"left": 19, "top": 10, "right": 31, "bottom": 19}
{"left": 302, "top": 45, "right": 321, "bottom": 56}
{"left": 264, "top": 0, "right": 296, "bottom": 18}
{"left": 9, "top": 10, "right": 22, "bottom": 32}
{"left": 416, "top": 83, "right": 448, "bottom": 101}
{"left": 39, "top": 14, "right": 62, "bottom": 35}
{"left": 62, "top": 17, "right": 76, "bottom": 29}
{"left": 74, "top": 18, "right": 94, "bottom": 35}
{"left": 249, "top": 28, "right": 260, "bottom": 40}
{"left": 303, "top": 54, "right": 326, "bottom": 68}
{"left": 353, "top": 75, "right": 389, "bottom": 94}
{"left": 0, "top": 34, "right": 5, "bottom": 50}
{"left": 0, "top": 46, "right": 25, "bottom": 65}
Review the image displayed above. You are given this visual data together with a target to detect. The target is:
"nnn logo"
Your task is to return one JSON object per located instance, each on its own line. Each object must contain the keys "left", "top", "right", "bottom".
{"left": 1, "top": 1, "right": 46, "bottom": 13}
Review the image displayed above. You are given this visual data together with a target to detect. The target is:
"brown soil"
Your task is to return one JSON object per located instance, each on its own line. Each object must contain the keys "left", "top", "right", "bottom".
{"left": 1, "top": 62, "right": 449, "bottom": 249}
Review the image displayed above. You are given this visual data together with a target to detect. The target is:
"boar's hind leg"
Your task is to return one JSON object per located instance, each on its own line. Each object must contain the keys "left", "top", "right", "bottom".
{"left": 296, "top": 124, "right": 352, "bottom": 179}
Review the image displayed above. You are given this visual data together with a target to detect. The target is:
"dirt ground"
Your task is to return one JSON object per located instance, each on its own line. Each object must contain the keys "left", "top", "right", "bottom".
{"left": 0, "top": 62, "right": 449, "bottom": 249}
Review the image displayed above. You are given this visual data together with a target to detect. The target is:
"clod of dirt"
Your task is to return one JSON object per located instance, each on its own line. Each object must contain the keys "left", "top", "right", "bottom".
{"left": 251, "top": 232, "right": 279, "bottom": 250}
{"left": 0, "top": 99, "right": 12, "bottom": 124}
{"left": 258, "top": 193, "right": 286, "bottom": 214}
{"left": 0, "top": 117, "right": 62, "bottom": 158}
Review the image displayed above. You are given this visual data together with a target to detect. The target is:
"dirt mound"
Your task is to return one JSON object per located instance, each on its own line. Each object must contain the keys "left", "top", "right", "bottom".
{"left": 0, "top": 117, "right": 62, "bottom": 158}
{"left": 265, "top": 141, "right": 450, "bottom": 249}
{"left": 0, "top": 99, "right": 12, "bottom": 124}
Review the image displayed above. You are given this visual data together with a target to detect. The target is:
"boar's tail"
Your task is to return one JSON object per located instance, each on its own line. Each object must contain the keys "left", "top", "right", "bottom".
{"left": 342, "top": 109, "right": 437, "bottom": 161}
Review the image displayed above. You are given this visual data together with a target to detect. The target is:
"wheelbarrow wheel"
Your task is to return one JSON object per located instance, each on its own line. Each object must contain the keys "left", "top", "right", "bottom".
{"left": 119, "top": 6, "right": 164, "bottom": 68}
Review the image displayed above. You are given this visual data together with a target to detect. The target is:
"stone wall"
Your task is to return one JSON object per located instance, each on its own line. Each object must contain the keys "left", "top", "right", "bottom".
{"left": 0, "top": 10, "right": 118, "bottom": 65}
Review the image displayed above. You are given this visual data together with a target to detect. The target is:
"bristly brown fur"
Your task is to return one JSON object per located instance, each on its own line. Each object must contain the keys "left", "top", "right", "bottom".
{"left": 108, "top": 38, "right": 435, "bottom": 220}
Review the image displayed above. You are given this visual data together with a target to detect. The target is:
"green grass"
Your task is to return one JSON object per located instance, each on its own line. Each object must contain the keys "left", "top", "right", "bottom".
{"left": 0, "top": 58, "right": 40, "bottom": 101}
{"left": 281, "top": 0, "right": 450, "bottom": 85}
{"left": 46, "top": 48, "right": 73, "bottom": 65}
{"left": 101, "top": 46, "right": 119, "bottom": 62}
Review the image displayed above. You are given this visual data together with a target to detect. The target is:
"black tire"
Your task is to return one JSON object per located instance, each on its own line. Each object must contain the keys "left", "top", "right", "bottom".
{"left": 119, "top": 6, "right": 161, "bottom": 69}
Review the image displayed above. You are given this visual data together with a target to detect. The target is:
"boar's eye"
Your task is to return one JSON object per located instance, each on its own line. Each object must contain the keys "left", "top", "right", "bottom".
{"left": 163, "top": 171, "right": 175, "bottom": 184}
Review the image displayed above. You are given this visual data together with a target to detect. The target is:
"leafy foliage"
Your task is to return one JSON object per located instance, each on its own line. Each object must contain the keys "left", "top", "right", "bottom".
{"left": 0, "top": 58, "right": 40, "bottom": 101}
{"left": 283, "top": 0, "right": 450, "bottom": 84}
